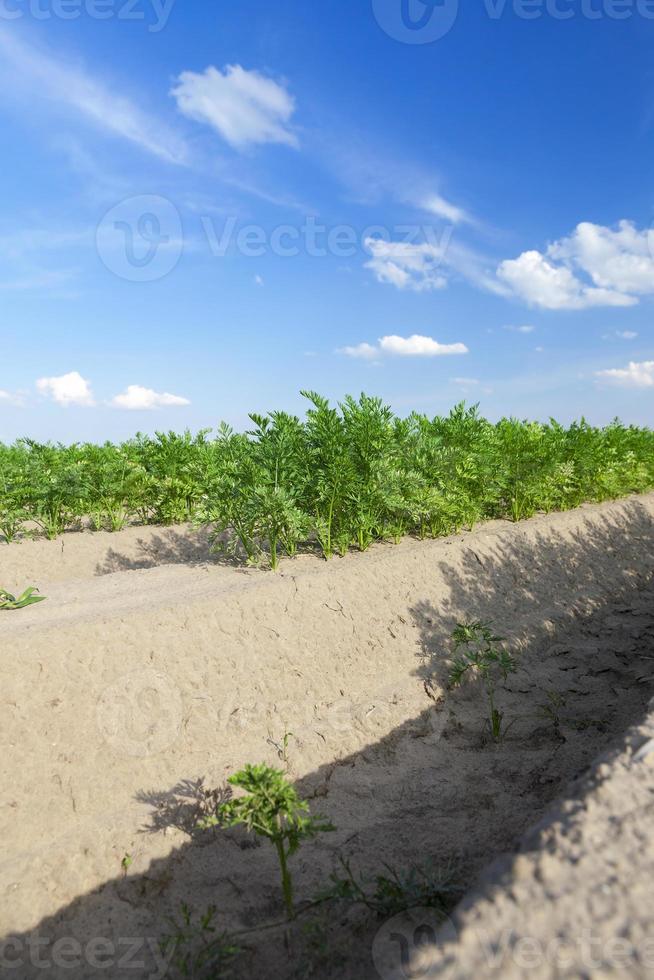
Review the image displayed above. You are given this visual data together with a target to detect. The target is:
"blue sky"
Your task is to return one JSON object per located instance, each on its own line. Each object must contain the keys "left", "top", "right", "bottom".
{"left": 0, "top": 0, "right": 653, "bottom": 441}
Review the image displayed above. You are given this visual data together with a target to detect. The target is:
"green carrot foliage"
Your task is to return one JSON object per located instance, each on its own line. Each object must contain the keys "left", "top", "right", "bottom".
{"left": 1, "top": 395, "right": 653, "bottom": 567}
{"left": 198, "top": 764, "right": 334, "bottom": 918}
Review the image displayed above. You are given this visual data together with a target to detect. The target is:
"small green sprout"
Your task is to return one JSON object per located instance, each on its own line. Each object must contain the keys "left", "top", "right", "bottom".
{"left": 160, "top": 903, "right": 241, "bottom": 978}
{"left": 0, "top": 587, "right": 46, "bottom": 610}
{"left": 449, "top": 621, "right": 517, "bottom": 741}
{"left": 199, "top": 764, "right": 334, "bottom": 919}
{"left": 538, "top": 690, "right": 567, "bottom": 737}
{"left": 324, "top": 856, "right": 461, "bottom": 918}
{"left": 267, "top": 730, "right": 294, "bottom": 766}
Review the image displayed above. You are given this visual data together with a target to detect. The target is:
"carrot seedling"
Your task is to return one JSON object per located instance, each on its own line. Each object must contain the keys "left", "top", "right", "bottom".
{"left": 199, "top": 764, "right": 334, "bottom": 919}
{"left": 449, "top": 621, "right": 517, "bottom": 741}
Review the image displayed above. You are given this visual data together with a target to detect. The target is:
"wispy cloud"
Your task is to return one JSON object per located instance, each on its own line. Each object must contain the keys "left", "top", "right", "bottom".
{"left": 0, "top": 29, "right": 189, "bottom": 164}
{"left": 421, "top": 193, "right": 474, "bottom": 226}
{"left": 0, "top": 268, "right": 78, "bottom": 292}
{"left": 364, "top": 238, "right": 449, "bottom": 292}
{"left": 0, "top": 388, "right": 26, "bottom": 407}
{"left": 337, "top": 342, "right": 380, "bottom": 361}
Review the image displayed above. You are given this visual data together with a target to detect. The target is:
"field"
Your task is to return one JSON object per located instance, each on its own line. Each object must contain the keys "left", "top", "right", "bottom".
{"left": 1, "top": 399, "right": 654, "bottom": 978}
{"left": 2, "top": 394, "right": 654, "bottom": 565}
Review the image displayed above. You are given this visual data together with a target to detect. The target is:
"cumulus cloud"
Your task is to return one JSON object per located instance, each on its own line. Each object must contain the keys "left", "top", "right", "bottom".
{"left": 36, "top": 371, "right": 95, "bottom": 406}
{"left": 110, "top": 385, "right": 191, "bottom": 410}
{"left": 595, "top": 360, "right": 654, "bottom": 388}
{"left": 171, "top": 64, "right": 298, "bottom": 149}
{"left": 504, "top": 324, "right": 535, "bottom": 334}
{"left": 497, "top": 221, "right": 654, "bottom": 310}
{"left": 615, "top": 330, "right": 638, "bottom": 339}
{"left": 364, "top": 238, "right": 448, "bottom": 292}
{"left": 338, "top": 334, "right": 468, "bottom": 360}
{"left": 496, "top": 249, "right": 634, "bottom": 310}
{"left": 379, "top": 334, "right": 468, "bottom": 356}
{"left": 550, "top": 221, "right": 654, "bottom": 295}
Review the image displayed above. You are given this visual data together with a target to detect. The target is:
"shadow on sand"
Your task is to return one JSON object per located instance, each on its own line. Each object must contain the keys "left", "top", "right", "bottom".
{"left": 4, "top": 499, "right": 654, "bottom": 979}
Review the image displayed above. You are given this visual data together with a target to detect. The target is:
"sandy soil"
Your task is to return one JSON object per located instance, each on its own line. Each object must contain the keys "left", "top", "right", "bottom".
{"left": 405, "top": 694, "right": 654, "bottom": 979}
{"left": 1, "top": 495, "right": 653, "bottom": 979}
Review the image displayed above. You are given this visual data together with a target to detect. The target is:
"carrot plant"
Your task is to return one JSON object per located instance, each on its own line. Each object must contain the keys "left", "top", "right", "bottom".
{"left": 302, "top": 390, "right": 352, "bottom": 559}
{"left": 449, "top": 621, "right": 517, "bottom": 741}
{"left": 1, "top": 394, "right": 653, "bottom": 556}
{"left": 198, "top": 764, "right": 334, "bottom": 918}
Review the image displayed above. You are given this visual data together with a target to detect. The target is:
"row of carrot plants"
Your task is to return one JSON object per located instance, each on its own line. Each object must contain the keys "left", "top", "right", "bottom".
{"left": 1, "top": 393, "right": 653, "bottom": 566}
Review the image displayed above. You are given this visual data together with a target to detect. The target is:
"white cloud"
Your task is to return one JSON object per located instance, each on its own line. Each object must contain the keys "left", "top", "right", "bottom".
{"left": 364, "top": 238, "right": 448, "bottom": 292}
{"left": 363, "top": 235, "right": 510, "bottom": 297}
{"left": 496, "top": 221, "right": 654, "bottom": 310}
{"left": 0, "top": 30, "right": 188, "bottom": 164}
{"left": 615, "top": 330, "right": 638, "bottom": 339}
{"left": 504, "top": 324, "right": 535, "bottom": 334}
{"left": 110, "top": 385, "right": 191, "bottom": 410}
{"left": 550, "top": 221, "right": 654, "bottom": 295}
{"left": 496, "top": 249, "right": 634, "bottom": 310}
{"left": 596, "top": 360, "right": 654, "bottom": 388}
{"left": 421, "top": 193, "right": 472, "bottom": 226}
{"left": 339, "top": 334, "right": 468, "bottom": 360}
{"left": 254, "top": 274, "right": 264, "bottom": 286}
{"left": 379, "top": 334, "right": 468, "bottom": 356}
{"left": 171, "top": 65, "right": 298, "bottom": 150}
{"left": 36, "top": 371, "right": 95, "bottom": 406}
{"left": 337, "top": 342, "right": 380, "bottom": 360}
{"left": 452, "top": 376, "right": 479, "bottom": 385}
